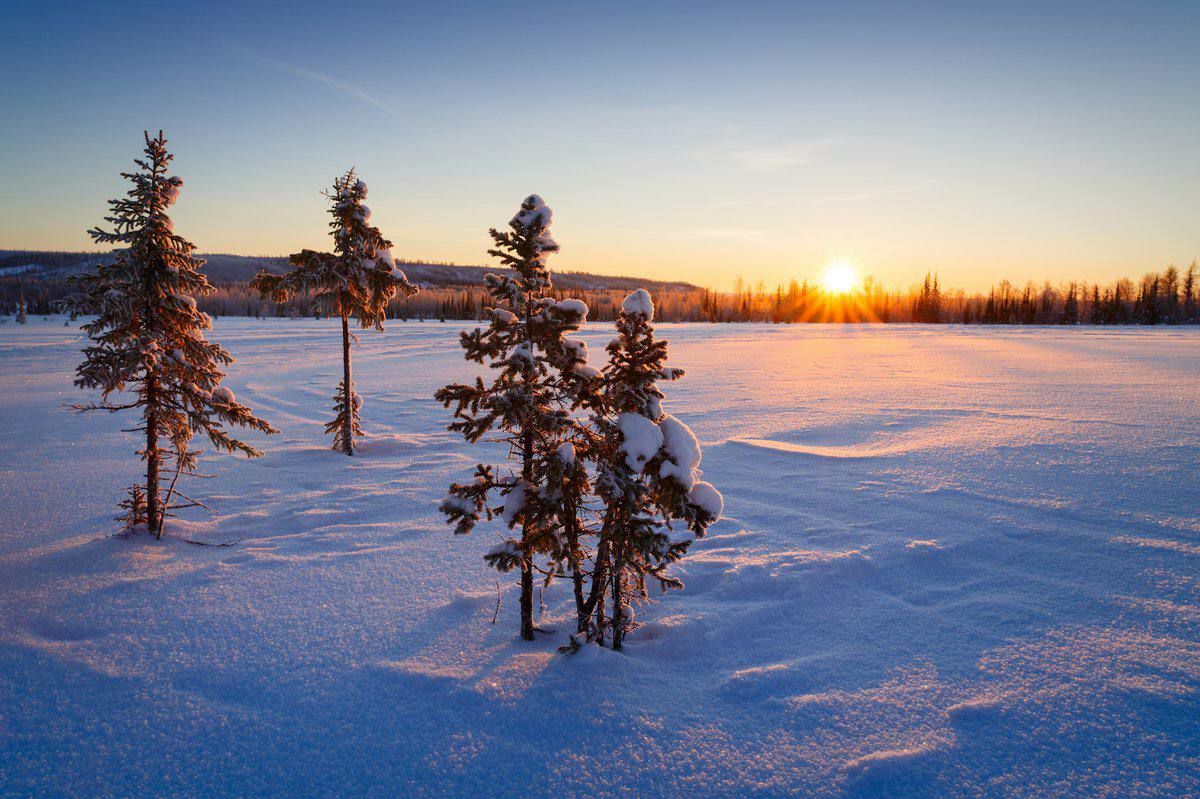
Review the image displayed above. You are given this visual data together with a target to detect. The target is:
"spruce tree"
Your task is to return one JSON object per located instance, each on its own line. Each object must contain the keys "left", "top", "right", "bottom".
{"left": 436, "top": 195, "right": 594, "bottom": 641}
{"left": 16, "top": 294, "right": 27, "bottom": 324}
{"left": 591, "top": 290, "right": 722, "bottom": 649}
{"left": 1184, "top": 262, "right": 1197, "bottom": 323}
{"left": 64, "top": 131, "right": 278, "bottom": 538}
{"left": 251, "top": 170, "right": 417, "bottom": 455}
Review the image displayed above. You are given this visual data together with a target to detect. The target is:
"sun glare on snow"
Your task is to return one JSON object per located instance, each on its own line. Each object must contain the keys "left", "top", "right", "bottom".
{"left": 821, "top": 261, "right": 858, "bottom": 294}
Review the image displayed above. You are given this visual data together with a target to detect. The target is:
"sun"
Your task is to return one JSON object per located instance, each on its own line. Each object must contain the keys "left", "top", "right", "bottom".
{"left": 821, "top": 261, "right": 858, "bottom": 295}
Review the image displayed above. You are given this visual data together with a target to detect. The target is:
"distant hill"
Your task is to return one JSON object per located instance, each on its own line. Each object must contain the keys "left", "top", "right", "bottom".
{"left": 0, "top": 250, "right": 698, "bottom": 293}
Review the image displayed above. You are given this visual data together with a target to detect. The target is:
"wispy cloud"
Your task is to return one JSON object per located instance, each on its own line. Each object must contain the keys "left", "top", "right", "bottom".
{"left": 230, "top": 44, "right": 395, "bottom": 115}
{"left": 274, "top": 61, "right": 395, "bottom": 115}
{"left": 717, "top": 180, "right": 942, "bottom": 208}
{"left": 695, "top": 138, "right": 838, "bottom": 173}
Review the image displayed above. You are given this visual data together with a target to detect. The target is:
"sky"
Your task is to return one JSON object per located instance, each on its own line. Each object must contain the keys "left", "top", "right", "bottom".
{"left": 1, "top": 1, "right": 1197, "bottom": 292}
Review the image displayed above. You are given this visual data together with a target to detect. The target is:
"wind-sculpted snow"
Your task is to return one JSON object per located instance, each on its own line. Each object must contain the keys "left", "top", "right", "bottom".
{"left": 1, "top": 318, "right": 1198, "bottom": 798}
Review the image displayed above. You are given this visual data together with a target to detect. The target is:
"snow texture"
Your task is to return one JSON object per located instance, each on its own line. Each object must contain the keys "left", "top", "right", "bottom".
{"left": 555, "top": 298, "right": 588, "bottom": 321}
{"left": 513, "top": 194, "right": 557, "bottom": 252}
{"left": 212, "top": 385, "right": 236, "bottom": 404}
{"left": 618, "top": 412, "right": 664, "bottom": 473}
{"left": 563, "top": 337, "right": 589, "bottom": 361}
{"left": 573, "top": 364, "right": 601, "bottom": 379}
{"left": 688, "top": 480, "right": 724, "bottom": 519}
{"left": 621, "top": 288, "right": 654, "bottom": 321}
{"left": 501, "top": 480, "right": 528, "bottom": 527}
{"left": 1, "top": 317, "right": 1199, "bottom": 799}
{"left": 658, "top": 413, "right": 702, "bottom": 489}
{"left": 163, "top": 176, "right": 183, "bottom": 206}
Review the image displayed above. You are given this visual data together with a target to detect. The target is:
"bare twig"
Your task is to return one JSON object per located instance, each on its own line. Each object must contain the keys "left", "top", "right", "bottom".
{"left": 157, "top": 447, "right": 187, "bottom": 534}
{"left": 491, "top": 578, "right": 502, "bottom": 624}
{"left": 170, "top": 491, "right": 214, "bottom": 512}
{"left": 180, "top": 536, "right": 244, "bottom": 548}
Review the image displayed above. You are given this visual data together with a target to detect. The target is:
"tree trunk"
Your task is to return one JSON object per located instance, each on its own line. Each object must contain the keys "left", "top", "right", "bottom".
{"left": 580, "top": 534, "right": 609, "bottom": 639}
{"left": 594, "top": 581, "right": 608, "bottom": 646}
{"left": 519, "top": 562, "right": 534, "bottom": 641}
{"left": 569, "top": 552, "right": 586, "bottom": 634}
{"left": 611, "top": 543, "right": 626, "bottom": 651}
{"left": 146, "top": 375, "right": 161, "bottom": 539}
{"left": 582, "top": 510, "right": 614, "bottom": 643}
{"left": 562, "top": 500, "right": 588, "bottom": 634}
{"left": 341, "top": 313, "right": 354, "bottom": 456}
{"left": 519, "top": 426, "right": 535, "bottom": 641}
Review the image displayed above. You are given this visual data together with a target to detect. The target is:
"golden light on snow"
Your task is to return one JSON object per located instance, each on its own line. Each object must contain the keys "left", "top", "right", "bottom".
{"left": 821, "top": 261, "right": 858, "bottom": 295}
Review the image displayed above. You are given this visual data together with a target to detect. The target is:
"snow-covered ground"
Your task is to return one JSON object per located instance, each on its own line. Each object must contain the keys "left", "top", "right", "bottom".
{"left": 2, "top": 316, "right": 1198, "bottom": 798}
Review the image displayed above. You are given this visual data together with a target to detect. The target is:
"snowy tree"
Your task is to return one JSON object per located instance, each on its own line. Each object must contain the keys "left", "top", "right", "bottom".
{"left": 590, "top": 289, "right": 722, "bottom": 649}
{"left": 251, "top": 170, "right": 417, "bottom": 455}
{"left": 16, "top": 294, "right": 27, "bottom": 324}
{"left": 64, "top": 132, "right": 278, "bottom": 538}
{"left": 436, "top": 195, "right": 595, "bottom": 640}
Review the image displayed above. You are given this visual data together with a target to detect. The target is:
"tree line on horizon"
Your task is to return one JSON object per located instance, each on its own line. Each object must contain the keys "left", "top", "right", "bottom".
{"left": 6, "top": 265, "right": 1197, "bottom": 326}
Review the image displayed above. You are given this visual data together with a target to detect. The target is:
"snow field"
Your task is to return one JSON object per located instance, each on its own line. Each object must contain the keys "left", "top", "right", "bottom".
{"left": 1, "top": 317, "right": 1198, "bottom": 798}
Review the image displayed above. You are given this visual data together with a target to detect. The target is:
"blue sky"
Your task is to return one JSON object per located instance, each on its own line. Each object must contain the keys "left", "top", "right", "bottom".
{"left": 1, "top": 0, "right": 1197, "bottom": 290}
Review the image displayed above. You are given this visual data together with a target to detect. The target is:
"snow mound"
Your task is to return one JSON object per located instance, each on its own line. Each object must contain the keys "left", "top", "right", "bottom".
{"left": 501, "top": 481, "right": 528, "bottom": 527}
{"left": 212, "top": 385, "right": 235, "bottom": 404}
{"left": 618, "top": 413, "right": 663, "bottom": 472}
{"left": 563, "top": 338, "right": 588, "bottom": 362}
{"left": 515, "top": 194, "right": 552, "bottom": 229}
{"left": 658, "top": 414, "right": 702, "bottom": 489}
{"left": 689, "top": 480, "right": 723, "bottom": 519}
{"left": 513, "top": 194, "right": 558, "bottom": 253}
{"left": 487, "top": 538, "right": 520, "bottom": 559}
{"left": 440, "top": 495, "right": 475, "bottom": 515}
{"left": 573, "top": 364, "right": 601, "bottom": 379}
{"left": 621, "top": 289, "right": 654, "bottom": 321}
{"left": 557, "top": 442, "right": 575, "bottom": 466}
{"left": 555, "top": 298, "right": 588, "bottom": 321}
{"left": 163, "top": 176, "right": 183, "bottom": 206}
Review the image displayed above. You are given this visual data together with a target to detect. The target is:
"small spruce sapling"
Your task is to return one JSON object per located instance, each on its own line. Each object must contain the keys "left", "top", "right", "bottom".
{"left": 64, "top": 132, "right": 278, "bottom": 538}
{"left": 436, "top": 195, "right": 595, "bottom": 641}
{"left": 251, "top": 171, "right": 417, "bottom": 455}
{"left": 593, "top": 289, "right": 722, "bottom": 649}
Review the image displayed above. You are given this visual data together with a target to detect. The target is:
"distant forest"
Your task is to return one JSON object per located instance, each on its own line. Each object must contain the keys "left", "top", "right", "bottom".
{"left": 1, "top": 249, "right": 1197, "bottom": 325}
